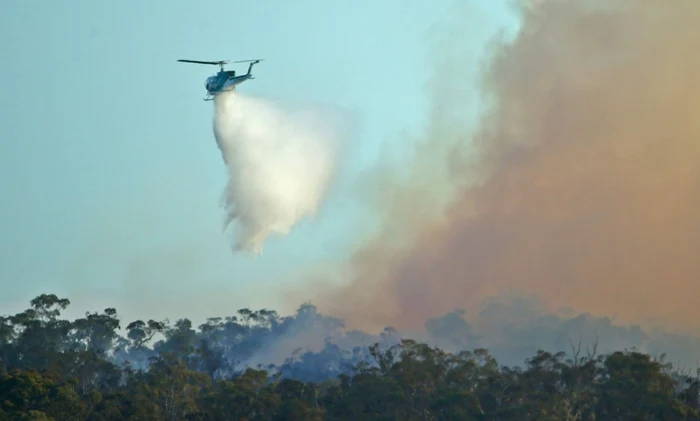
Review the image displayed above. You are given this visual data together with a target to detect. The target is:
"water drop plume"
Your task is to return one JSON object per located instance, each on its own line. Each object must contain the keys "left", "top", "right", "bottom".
{"left": 212, "top": 90, "right": 348, "bottom": 254}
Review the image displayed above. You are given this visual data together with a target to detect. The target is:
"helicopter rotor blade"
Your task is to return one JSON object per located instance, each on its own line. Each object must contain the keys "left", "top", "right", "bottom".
{"left": 177, "top": 59, "right": 229, "bottom": 66}
{"left": 231, "top": 59, "right": 264, "bottom": 63}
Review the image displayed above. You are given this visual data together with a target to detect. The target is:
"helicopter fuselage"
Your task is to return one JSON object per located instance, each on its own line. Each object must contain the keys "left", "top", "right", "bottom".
{"left": 205, "top": 70, "right": 252, "bottom": 96}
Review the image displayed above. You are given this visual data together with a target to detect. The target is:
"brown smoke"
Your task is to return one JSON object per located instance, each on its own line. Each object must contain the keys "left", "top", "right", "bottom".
{"left": 316, "top": 0, "right": 700, "bottom": 332}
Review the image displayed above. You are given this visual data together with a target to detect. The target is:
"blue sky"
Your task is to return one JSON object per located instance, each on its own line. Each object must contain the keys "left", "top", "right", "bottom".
{"left": 0, "top": 0, "right": 518, "bottom": 324}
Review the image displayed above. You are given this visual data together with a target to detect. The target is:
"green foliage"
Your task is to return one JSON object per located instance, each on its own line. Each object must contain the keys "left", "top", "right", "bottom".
{"left": 0, "top": 293, "right": 698, "bottom": 420}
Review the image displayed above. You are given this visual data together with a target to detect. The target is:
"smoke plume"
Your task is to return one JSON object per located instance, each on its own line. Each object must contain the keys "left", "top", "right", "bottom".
{"left": 317, "top": 0, "right": 700, "bottom": 333}
{"left": 212, "top": 91, "right": 346, "bottom": 254}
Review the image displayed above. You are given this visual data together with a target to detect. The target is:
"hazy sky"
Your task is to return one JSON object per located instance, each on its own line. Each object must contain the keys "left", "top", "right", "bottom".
{"left": 0, "top": 0, "right": 517, "bottom": 324}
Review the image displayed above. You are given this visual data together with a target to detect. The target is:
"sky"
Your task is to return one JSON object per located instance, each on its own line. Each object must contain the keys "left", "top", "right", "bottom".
{"left": 0, "top": 0, "right": 518, "bottom": 324}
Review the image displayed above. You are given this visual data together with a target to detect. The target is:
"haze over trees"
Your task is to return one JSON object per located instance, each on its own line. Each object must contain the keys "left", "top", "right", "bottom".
{"left": 1, "top": 293, "right": 700, "bottom": 420}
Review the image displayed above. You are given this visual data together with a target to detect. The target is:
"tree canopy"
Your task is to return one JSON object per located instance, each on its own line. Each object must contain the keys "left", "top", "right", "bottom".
{"left": 0, "top": 293, "right": 698, "bottom": 420}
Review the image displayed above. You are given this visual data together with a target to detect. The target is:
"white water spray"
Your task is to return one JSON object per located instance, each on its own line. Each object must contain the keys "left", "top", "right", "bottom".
{"left": 212, "top": 90, "right": 346, "bottom": 255}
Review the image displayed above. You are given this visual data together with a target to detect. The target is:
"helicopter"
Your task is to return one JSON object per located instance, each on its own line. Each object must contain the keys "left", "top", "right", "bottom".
{"left": 177, "top": 58, "right": 264, "bottom": 101}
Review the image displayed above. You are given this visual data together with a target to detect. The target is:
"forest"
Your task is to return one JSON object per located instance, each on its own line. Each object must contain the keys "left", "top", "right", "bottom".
{"left": 1, "top": 293, "right": 699, "bottom": 420}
